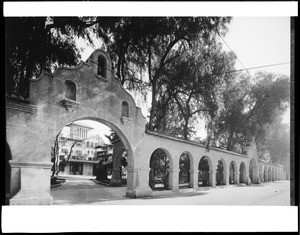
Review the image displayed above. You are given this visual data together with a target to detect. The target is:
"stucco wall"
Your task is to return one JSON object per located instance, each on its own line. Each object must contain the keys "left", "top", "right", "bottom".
{"left": 6, "top": 49, "right": 284, "bottom": 204}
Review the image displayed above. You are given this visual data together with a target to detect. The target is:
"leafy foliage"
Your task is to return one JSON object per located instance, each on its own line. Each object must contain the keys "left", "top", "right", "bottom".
{"left": 5, "top": 17, "right": 103, "bottom": 98}
{"left": 213, "top": 71, "right": 290, "bottom": 151}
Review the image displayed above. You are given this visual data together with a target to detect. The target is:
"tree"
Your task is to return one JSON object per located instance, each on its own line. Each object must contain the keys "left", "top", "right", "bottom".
{"left": 157, "top": 39, "right": 236, "bottom": 139}
{"left": 5, "top": 17, "right": 105, "bottom": 99}
{"left": 96, "top": 17, "right": 232, "bottom": 129}
{"left": 214, "top": 71, "right": 290, "bottom": 151}
{"left": 51, "top": 130, "right": 78, "bottom": 178}
{"left": 257, "top": 117, "right": 290, "bottom": 163}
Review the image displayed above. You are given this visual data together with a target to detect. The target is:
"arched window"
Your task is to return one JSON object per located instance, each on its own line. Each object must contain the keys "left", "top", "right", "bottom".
{"left": 97, "top": 55, "right": 107, "bottom": 78}
{"left": 122, "top": 101, "right": 129, "bottom": 117}
{"left": 65, "top": 80, "right": 76, "bottom": 101}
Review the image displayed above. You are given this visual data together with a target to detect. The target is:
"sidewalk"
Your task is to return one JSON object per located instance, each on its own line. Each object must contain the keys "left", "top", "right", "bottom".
{"left": 50, "top": 175, "right": 290, "bottom": 205}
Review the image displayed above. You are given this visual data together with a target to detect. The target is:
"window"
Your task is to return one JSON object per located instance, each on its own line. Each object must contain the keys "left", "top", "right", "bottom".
{"left": 87, "top": 141, "right": 90, "bottom": 147}
{"left": 65, "top": 80, "right": 76, "bottom": 101}
{"left": 122, "top": 101, "right": 129, "bottom": 117}
{"left": 97, "top": 55, "right": 107, "bottom": 77}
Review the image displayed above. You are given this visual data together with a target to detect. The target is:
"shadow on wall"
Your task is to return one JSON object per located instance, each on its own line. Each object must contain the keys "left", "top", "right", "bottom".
{"left": 5, "top": 141, "right": 12, "bottom": 205}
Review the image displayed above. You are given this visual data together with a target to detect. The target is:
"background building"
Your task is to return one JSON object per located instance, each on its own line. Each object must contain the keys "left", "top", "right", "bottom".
{"left": 57, "top": 123, "right": 108, "bottom": 176}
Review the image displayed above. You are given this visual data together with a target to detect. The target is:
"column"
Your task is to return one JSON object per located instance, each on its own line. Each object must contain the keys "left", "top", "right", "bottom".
{"left": 127, "top": 167, "right": 152, "bottom": 198}
{"left": 109, "top": 140, "right": 124, "bottom": 187}
{"left": 209, "top": 170, "right": 216, "bottom": 188}
{"left": 168, "top": 168, "right": 180, "bottom": 192}
{"left": 9, "top": 160, "right": 53, "bottom": 205}
{"left": 225, "top": 167, "right": 229, "bottom": 185}
{"left": 189, "top": 169, "right": 198, "bottom": 190}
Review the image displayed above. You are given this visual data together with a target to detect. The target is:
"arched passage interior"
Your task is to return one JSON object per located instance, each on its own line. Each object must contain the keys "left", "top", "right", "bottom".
{"left": 50, "top": 117, "right": 133, "bottom": 202}
{"left": 268, "top": 167, "right": 272, "bottom": 181}
{"left": 216, "top": 159, "right": 226, "bottom": 186}
{"left": 198, "top": 156, "right": 212, "bottom": 187}
{"left": 149, "top": 148, "right": 170, "bottom": 190}
{"left": 229, "top": 161, "right": 238, "bottom": 184}
{"left": 178, "top": 152, "right": 191, "bottom": 188}
{"left": 239, "top": 162, "right": 247, "bottom": 184}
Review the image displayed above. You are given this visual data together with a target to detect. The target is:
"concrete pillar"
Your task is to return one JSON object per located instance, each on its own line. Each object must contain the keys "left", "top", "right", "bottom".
{"left": 224, "top": 167, "right": 229, "bottom": 185}
{"left": 209, "top": 170, "right": 216, "bottom": 188}
{"left": 168, "top": 168, "right": 180, "bottom": 192}
{"left": 189, "top": 169, "right": 198, "bottom": 190}
{"left": 125, "top": 166, "right": 138, "bottom": 197}
{"left": 9, "top": 160, "right": 53, "bottom": 205}
{"left": 110, "top": 140, "right": 125, "bottom": 187}
{"left": 126, "top": 167, "right": 152, "bottom": 198}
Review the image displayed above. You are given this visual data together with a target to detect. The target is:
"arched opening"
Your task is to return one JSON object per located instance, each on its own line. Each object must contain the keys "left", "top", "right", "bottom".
{"left": 272, "top": 168, "right": 275, "bottom": 181}
{"left": 239, "top": 162, "right": 247, "bottom": 184}
{"left": 50, "top": 118, "right": 132, "bottom": 204}
{"left": 229, "top": 161, "right": 237, "bottom": 184}
{"left": 149, "top": 148, "right": 170, "bottom": 190}
{"left": 178, "top": 152, "right": 191, "bottom": 188}
{"left": 65, "top": 80, "right": 76, "bottom": 101}
{"left": 122, "top": 101, "right": 129, "bottom": 117}
{"left": 264, "top": 166, "right": 268, "bottom": 182}
{"left": 268, "top": 167, "right": 272, "bottom": 181}
{"left": 249, "top": 158, "right": 257, "bottom": 183}
{"left": 216, "top": 159, "right": 226, "bottom": 186}
{"left": 198, "top": 156, "right": 212, "bottom": 187}
{"left": 97, "top": 55, "right": 107, "bottom": 78}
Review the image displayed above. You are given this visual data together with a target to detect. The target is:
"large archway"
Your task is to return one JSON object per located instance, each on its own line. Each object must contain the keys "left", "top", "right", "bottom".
{"left": 216, "top": 159, "right": 226, "bottom": 186}
{"left": 149, "top": 148, "right": 170, "bottom": 190}
{"left": 239, "top": 162, "right": 247, "bottom": 184}
{"left": 229, "top": 161, "right": 238, "bottom": 184}
{"left": 198, "top": 156, "right": 212, "bottom": 187}
{"left": 178, "top": 152, "right": 191, "bottom": 188}
{"left": 50, "top": 117, "right": 134, "bottom": 203}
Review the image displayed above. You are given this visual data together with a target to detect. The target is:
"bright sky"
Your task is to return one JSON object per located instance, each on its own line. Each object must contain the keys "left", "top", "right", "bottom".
{"left": 221, "top": 17, "right": 290, "bottom": 76}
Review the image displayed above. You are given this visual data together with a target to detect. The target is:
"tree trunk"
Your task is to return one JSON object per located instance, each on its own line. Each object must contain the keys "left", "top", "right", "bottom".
{"left": 226, "top": 129, "right": 234, "bottom": 151}
{"left": 183, "top": 117, "right": 190, "bottom": 140}
{"left": 149, "top": 80, "right": 157, "bottom": 130}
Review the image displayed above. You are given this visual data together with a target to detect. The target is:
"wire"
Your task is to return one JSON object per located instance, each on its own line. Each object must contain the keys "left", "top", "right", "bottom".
{"left": 204, "top": 62, "right": 290, "bottom": 78}
{"left": 218, "top": 33, "right": 254, "bottom": 79}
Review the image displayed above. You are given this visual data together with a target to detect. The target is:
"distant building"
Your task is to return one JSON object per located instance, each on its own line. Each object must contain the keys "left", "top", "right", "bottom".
{"left": 56, "top": 122, "right": 110, "bottom": 176}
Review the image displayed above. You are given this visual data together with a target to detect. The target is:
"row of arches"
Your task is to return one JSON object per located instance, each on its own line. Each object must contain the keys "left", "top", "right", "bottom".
{"left": 260, "top": 165, "right": 283, "bottom": 182}
{"left": 148, "top": 148, "right": 283, "bottom": 191}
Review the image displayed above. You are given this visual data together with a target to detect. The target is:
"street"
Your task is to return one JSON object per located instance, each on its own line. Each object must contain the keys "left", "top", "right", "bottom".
{"left": 51, "top": 175, "right": 290, "bottom": 205}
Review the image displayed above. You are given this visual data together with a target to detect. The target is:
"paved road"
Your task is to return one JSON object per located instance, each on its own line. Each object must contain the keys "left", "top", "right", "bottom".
{"left": 51, "top": 175, "right": 290, "bottom": 205}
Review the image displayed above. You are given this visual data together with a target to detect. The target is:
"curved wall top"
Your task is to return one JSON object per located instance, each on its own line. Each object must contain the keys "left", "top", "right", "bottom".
{"left": 6, "top": 49, "right": 146, "bottom": 162}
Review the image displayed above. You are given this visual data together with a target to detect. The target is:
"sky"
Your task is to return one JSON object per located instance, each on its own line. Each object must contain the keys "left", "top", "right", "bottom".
{"left": 221, "top": 17, "right": 290, "bottom": 76}
{"left": 78, "top": 17, "right": 291, "bottom": 139}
